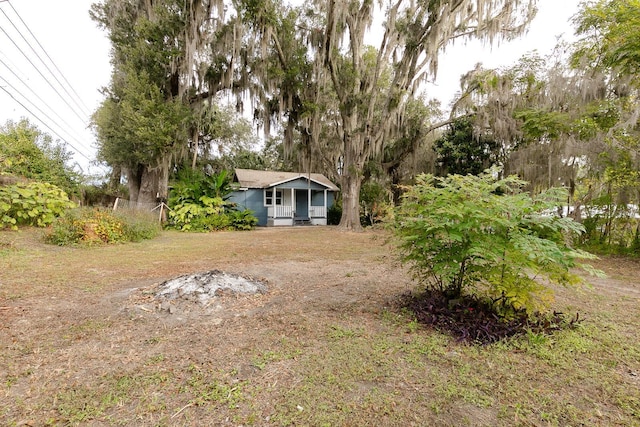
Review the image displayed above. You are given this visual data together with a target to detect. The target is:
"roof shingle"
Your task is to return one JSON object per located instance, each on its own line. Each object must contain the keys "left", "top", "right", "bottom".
{"left": 234, "top": 169, "right": 339, "bottom": 191}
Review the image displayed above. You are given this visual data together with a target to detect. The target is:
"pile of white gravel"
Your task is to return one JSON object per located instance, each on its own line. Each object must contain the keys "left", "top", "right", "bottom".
{"left": 155, "top": 270, "right": 267, "bottom": 305}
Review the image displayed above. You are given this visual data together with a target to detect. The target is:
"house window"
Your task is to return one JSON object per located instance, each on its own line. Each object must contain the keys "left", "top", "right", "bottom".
{"left": 265, "top": 189, "right": 282, "bottom": 206}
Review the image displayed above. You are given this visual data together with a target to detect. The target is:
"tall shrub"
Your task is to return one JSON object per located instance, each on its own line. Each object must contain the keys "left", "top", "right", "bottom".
{"left": 0, "top": 182, "right": 76, "bottom": 229}
{"left": 167, "top": 170, "right": 257, "bottom": 232}
{"left": 0, "top": 119, "right": 80, "bottom": 195}
{"left": 393, "top": 171, "right": 597, "bottom": 316}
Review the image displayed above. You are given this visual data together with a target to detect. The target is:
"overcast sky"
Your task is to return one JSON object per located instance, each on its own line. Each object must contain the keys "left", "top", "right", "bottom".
{"left": 0, "top": 0, "right": 581, "bottom": 174}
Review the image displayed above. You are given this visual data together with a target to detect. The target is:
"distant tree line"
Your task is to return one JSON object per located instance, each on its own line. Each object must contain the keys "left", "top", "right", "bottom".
{"left": 85, "top": 0, "right": 638, "bottom": 243}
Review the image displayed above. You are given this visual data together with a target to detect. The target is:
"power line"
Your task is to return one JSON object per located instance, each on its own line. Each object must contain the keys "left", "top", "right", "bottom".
{"left": 0, "top": 13, "right": 90, "bottom": 125}
{"left": 0, "top": 53, "right": 90, "bottom": 144}
{"left": 0, "top": 81, "right": 110, "bottom": 175}
{"left": 0, "top": 74, "right": 92, "bottom": 157}
{"left": 0, "top": 84, "right": 93, "bottom": 164}
{"left": 3, "top": 1, "right": 92, "bottom": 116}
{"left": 0, "top": 0, "right": 111, "bottom": 174}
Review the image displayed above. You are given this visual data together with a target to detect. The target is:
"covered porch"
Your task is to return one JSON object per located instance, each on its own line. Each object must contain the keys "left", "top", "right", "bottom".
{"left": 266, "top": 187, "right": 330, "bottom": 226}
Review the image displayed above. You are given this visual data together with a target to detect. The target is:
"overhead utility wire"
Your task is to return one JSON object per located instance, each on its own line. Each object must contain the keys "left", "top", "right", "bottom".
{"left": 0, "top": 54, "right": 90, "bottom": 144}
{"left": 0, "top": 81, "right": 109, "bottom": 174}
{"left": 3, "top": 1, "right": 92, "bottom": 115}
{"left": 0, "top": 18, "right": 89, "bottom": 125}
{"left": 0, "top": 75, "right": 93, "bottom": 159}
{"left": 0, "top": 83, "right": 93, "bottom": 163}
{"left": 0, "top": 1, "right": 108, "bottom": 174}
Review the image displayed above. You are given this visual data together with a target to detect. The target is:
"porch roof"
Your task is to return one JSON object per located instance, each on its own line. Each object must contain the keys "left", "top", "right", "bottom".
{"left": 234, "top": 169, "right": 339, "bottom": 191}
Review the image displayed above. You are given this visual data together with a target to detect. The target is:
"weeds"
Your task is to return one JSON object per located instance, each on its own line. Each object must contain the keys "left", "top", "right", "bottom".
{"left": 52, "top": 372, "right": 174, "bottom": 425}
{"left": 183, "top": 365, "right": 246, "bottom": 409}
{"left": 44, "top": 207, "right": 161, "bottom": 245}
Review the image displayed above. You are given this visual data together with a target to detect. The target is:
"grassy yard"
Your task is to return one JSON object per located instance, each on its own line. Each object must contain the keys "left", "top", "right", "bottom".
{"left": 1, "top": 226, "right": 639, "bottom": 426}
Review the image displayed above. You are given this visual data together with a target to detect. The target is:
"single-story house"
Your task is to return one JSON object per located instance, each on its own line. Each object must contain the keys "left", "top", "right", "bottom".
{"left": 229, "top": 168, "right": 339, "bottom": 226}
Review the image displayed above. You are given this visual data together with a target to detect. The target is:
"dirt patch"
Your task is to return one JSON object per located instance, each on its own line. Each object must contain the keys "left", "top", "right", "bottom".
{"left": 1, "top": 227, "right": 639, "bottom": 426}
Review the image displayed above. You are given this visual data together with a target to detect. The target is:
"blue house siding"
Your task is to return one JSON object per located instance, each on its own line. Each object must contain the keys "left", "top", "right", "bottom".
{"left": 311, "top": 190, "right": 334, "bottom": 207}
{"left": 229, "top": 189, "right": 268, "bottom": 226}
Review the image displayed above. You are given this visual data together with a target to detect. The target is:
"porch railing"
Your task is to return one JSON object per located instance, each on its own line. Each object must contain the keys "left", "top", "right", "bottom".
{"left": 267, "top": 205, "right": 293, "bottom": 218}
{"left": 309, "top": 206, "right": 326, "bottom": 218}
{"left": 268, "top": 205, "right": 327, "bottom": 218}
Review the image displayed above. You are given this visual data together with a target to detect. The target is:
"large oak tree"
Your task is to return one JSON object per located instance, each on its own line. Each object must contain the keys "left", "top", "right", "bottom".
{"left": 241, "top": 0, "right": 537, "bottom": 230}
{"left": 91, "top": 0, "right": 239, "bottom": 204}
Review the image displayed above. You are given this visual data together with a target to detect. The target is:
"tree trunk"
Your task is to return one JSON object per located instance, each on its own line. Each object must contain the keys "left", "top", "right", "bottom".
{"left": 124, "top": 165, "right": 143, "bottom": 203}
{"left": 124, "top": 162, "right": 169, "bottom": 207}
{"left": 191, "top": 126, "right": 199, "bottom": 169}
{"left": 339, "top": 169, "right": 364, "bottom": 231}
{"left": 137, "top": 167, "right": 159, "bottom": 205}
{"left": 339, "top": 136, "right": 365, "bottom": 231}
{"left": 138, "top": 163, "right": 169, "bottom": 206}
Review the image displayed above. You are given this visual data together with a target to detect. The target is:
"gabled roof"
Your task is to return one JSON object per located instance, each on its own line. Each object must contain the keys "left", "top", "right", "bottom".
{"left": 234, "top": 169, "right": 339, "bottom": 191}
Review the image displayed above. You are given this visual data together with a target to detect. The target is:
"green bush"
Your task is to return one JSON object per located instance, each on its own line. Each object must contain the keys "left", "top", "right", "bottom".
{"left": 578, "top": 203, "right": 640, "bottom": 256}
{"left": 360, "top": 181, "right": 389, "bottom": 226}
{"left": 393, "top": 171, "right": 597, "bottom": 317}
{"left": 167, "top": 170, "right": 258, "bottom": 232}
{"left": 1, "top": 119, "right": 80, "bottom": 195}
{"left": 327, "top": 202, "right": 342, "bottom": 225}
{"left": 43, "top": 208, "right": 85, "bottom": 245}
{"left": 44, "top": 208, "right": 161, "bottom": 245}
{"left": 227, "top": 210, "right": 259, "bottom": 230}
{"left": 168, "top": 196, "right": 224, "bottom": 231}
{"left": 0, "top": 181, "right": 76, "bottom": 229}
{"left": 167, "top": 197, "right": 257, "bottom": 232}
{"left": 168, "top": 201, "right": 209, "bottom": 232}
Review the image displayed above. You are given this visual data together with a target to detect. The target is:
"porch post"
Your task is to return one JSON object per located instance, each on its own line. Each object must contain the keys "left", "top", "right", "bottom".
{"left": 291, "top": 187, "right": 295, "bottom": 218}
{"left": 324, "top": 189, "right": 327, "bottom": 218}
{"left": 273, "top": 187, "right": 276, "bottom": 217}
{"left": 308, "top": 187, "right": 311, "bottom": 218}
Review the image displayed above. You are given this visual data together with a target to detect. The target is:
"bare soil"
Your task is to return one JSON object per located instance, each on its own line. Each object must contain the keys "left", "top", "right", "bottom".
{"left": 1, "top": 226, "right": 639, "bottom": 426}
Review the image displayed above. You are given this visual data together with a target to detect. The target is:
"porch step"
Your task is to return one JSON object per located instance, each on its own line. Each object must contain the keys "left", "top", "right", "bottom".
{"left": 294, "top": 217, "right": 311, "bottom": 225}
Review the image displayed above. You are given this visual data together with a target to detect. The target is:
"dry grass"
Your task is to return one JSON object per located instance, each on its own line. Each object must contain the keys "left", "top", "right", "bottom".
{"left": 1, "top": 226, "right": 639, "bottom": 426}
